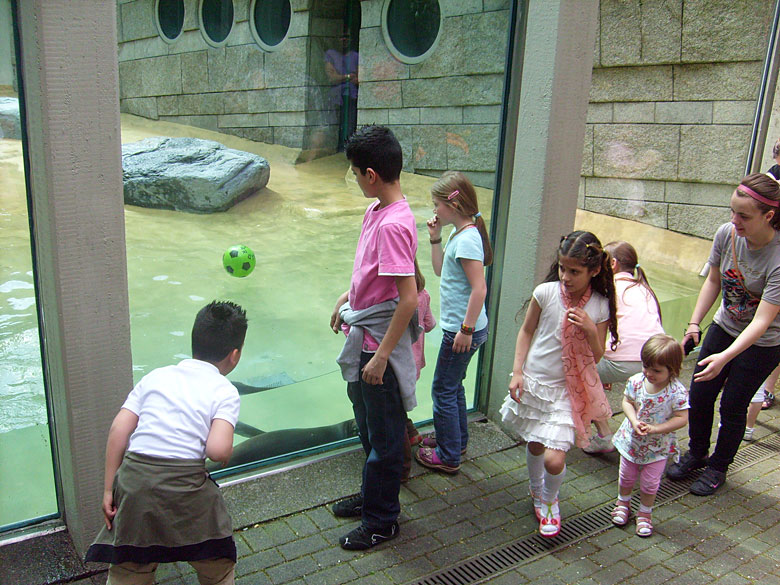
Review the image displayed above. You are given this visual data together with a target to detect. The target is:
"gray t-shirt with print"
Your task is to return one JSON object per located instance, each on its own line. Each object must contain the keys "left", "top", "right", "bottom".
{"left": 709, "top": 222, "right": 780, "bottom": 346}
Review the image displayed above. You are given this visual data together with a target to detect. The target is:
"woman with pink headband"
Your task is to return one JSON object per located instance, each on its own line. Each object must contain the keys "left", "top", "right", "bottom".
{"left": 668, "top": 173, "right": 780, "bottom": 496}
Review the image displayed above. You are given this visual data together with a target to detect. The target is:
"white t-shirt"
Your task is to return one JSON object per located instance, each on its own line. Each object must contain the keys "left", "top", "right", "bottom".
{"left": 524, "top": 281, "right": 609, "bottom": 387}
{"left": 123, "top": 359, "right": 240, "bottom": 459}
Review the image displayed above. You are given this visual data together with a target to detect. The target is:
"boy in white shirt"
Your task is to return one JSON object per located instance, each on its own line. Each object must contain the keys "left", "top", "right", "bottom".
{"left": 85, "top": 301, "right": 247, "bottom": 585}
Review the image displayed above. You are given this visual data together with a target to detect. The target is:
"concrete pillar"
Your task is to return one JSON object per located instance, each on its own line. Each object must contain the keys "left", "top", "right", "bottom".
{"left": 16, "top": 1, "right": 132, "bottom": 553}
{"left": 482, "top": 1, "right": 599, "bottom": 420}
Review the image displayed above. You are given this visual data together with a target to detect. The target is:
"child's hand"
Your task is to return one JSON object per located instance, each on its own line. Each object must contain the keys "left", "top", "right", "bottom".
{"left": 509, "top": 373, "right": 524, "bottom": 403}
{"left": 330, "top": 306, "right": 343, "bottom": 334}
{"left": 640, "top": 422, "right": 658, "bottom": 434}
{"left": 566, "top": 307, "right": 596, "bottom": 336}
{"left": 452, "top": 331, "right": 471, "bottom": 353}
{"left": 427, "top": 215, "right": 442, "bottom": 240}
{"left": 632, "top": 420, "right": 648, "bottom": 436}
{"left": 102, "top": 489, "right": 117, "bottom": 530}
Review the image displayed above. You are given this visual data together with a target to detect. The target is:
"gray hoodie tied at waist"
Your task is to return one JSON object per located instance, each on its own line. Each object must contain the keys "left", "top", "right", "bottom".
{"left": 336, "top": 298, "right": 422, "bottom": 412}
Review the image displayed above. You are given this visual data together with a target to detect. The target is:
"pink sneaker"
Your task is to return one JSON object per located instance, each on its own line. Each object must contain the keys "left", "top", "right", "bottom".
{"left": 419, "top": 436, "right": 467, "bottom": 455}
{"left": 415, "top": 446, "right": 460, "bottom": 474}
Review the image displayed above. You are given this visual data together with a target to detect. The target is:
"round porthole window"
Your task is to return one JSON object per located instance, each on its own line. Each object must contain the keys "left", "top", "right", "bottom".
{"left": 156, "top": 0, "right": 185, "bottom": 43}
{"left": 381, "top": 0, "right": 442, "bottom": 64}
{"left": 250, "top": 0, "right": 292, "bottom": 51}
{"left": 199, "top": 0, "right": 234, "bottom": 47}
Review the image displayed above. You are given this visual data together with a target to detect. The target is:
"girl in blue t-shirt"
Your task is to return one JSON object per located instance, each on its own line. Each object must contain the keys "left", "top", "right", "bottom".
{"left": 416, "top": 171, "right": 493, "bottom": 474}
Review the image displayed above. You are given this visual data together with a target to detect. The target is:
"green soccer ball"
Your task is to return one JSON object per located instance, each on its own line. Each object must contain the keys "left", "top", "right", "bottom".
{"left": 222, "top": 244, "right": 256, "bottom": 278}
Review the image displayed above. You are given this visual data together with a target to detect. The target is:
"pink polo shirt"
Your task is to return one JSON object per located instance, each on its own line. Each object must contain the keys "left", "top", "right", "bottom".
{"left": 348, "top": 198, "right": 417, "bottom": 350}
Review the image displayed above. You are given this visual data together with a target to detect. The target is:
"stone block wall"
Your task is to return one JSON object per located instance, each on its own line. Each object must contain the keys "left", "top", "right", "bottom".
{"left": 356, "top": 0, "right": 510, "bottom": 187}
{"left": 582, "top": 0, "right": 776, "bottom": 239}
{"left": 116, "top": 0, "right": 341, "bottom": 156}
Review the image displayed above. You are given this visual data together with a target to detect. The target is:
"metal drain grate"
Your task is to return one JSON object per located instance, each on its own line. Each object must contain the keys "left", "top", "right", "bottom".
{"left": 409, "top": 433, "right": 780, "bottom": 585}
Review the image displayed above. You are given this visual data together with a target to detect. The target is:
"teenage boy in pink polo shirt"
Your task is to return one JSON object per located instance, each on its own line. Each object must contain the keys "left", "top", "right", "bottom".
{"left": 330, "top": 125, "right": 418, "bottom": 550}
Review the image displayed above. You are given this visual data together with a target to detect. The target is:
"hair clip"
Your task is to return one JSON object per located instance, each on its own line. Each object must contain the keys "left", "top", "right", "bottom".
{"left": 447, "top": 190, "right": 460, "bottom": 200}
{"left": 473, "top": 212, "right": 481, "bottom": 219}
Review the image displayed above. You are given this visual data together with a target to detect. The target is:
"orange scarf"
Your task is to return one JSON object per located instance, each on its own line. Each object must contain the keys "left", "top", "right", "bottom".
{"left": 560, "top": 283, "right": 612, "bottom": 447}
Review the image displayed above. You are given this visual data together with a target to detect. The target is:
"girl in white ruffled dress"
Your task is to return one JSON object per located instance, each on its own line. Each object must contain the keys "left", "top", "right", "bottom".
{"left": 500, "top": 231, "right": 618, "bottom": 537}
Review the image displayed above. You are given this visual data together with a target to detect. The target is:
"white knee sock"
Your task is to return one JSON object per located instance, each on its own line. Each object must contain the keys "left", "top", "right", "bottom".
{"left": 542, "top": 464, "right": 566, "bottom": 504}
{"left": 526, "top": 445, "right": 545, "bottom": 496}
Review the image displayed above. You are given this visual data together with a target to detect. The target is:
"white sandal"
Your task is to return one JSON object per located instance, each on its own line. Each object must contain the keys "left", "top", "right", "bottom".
{"left": 611, "top": 500, "right": 630, "bottom": 527}
{"left": 635, "top": 512, "right": 653, "bottom": 537}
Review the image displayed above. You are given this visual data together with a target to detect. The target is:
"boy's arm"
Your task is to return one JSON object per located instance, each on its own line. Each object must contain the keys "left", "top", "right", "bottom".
{"left": 206, "top": 418, "right": 235, "bottom": 466}
{"left": 330, "top": 290, "right": 349, "bottom": 333}
{"left": 102, "top": 408, "right": 139, "bottom": 530}
{"left": 361, "top": 274, "right": 417, "bottom": 385}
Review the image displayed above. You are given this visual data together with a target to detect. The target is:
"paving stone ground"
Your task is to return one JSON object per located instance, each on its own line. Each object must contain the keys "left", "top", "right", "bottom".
{"left": 20, "top": 358, "right": 780, "bottom": 584}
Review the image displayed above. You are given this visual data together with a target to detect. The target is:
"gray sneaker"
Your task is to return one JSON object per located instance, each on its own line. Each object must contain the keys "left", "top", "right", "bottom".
{"left": 743, "top": 427, "right": 755, "bottom": 441}
{"left": 583, "top": 434, "right": 615, "bottom": 454}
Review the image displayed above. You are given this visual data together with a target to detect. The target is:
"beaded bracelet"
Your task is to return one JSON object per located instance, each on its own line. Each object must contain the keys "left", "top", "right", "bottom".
{"left": 430, "top": 237, "right": 442, "bottom": 244}
{"left": 460, "top": 323, "right": 475, "bottom": 335}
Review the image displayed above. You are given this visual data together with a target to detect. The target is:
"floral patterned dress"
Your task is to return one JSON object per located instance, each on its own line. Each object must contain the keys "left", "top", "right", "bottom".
{"left": 612, "top": 373, "right": 689, "bottom": 464}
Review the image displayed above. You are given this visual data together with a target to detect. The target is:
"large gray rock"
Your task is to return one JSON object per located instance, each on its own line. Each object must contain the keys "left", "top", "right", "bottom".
{"left": 0, "top": 97, "right": 21, "bottom": 140}
{"left": 122, "top": 137, "right": 270, "bottom": 213}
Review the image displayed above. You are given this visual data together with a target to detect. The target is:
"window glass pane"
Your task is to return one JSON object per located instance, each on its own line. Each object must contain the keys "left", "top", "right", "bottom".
{"left": 116, "top": 0, "right": 511, "bottom": 473}
{"left": 252, "top": 0, "right": 291, "bottom": 48}
{"left": 201, "top": 0, "right": 233, "bottom": 45}
{"left": 0, "top": 2, "right": 58, "bottom": 529}
{"left": 386, "top": 0, "right": 441, "bottom": 60}
{"left": 579, "top": 4, "right": 777, "bottom": 350}
{"left": 157, "top": 0, "right": 185, "bottom": 42}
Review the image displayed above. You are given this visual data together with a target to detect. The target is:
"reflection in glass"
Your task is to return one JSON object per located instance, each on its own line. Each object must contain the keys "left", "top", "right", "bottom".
{"left": 157, "top": 0, "right": 185, "bottom": 42}
{"left": 201, "top": 0, "right": 233, "bottom": 45}
{"left": 252, "top": 0, "right": 291, "bottom": 48}
{"left": 386, "top": 0, "right": 440, "bottom": 59}
{"left": 113, "top": 0, "right": 509, "bottom": 473}
{"left": 1, "top": 6, "right": 58, "bottom": 526}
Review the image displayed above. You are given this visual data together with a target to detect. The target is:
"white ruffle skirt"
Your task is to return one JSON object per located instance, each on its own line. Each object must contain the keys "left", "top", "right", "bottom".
{"left": 499, "top": 374, "right": 575, "bottom": 452}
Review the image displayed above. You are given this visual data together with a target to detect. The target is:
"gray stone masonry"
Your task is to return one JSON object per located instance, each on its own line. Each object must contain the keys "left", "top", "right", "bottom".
{"left": 584, "top": 0, "right": 777, "bottom": 239}
{"left": 116, "top": 0, "right": 341, "bottom": 156}
{"left": 18, "top": 355, "right": 780, "bottom": 585}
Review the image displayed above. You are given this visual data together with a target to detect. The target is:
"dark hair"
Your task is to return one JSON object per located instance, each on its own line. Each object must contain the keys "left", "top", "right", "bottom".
{"left": 430, "top": 171, "right": 494, "bottom": 266}
{"left": 544, "top": 231, "right": 619, "bottom": 351}
{"left": 736, "top": 173, "right": 780, "bottom": 229}
{"left": 414, "top": 257, "right": 425, "bottom": 292}
{"left": 604, "top": 240, "right": 662, "bottom": 323}
{"left": 192, "top": 301, "right": 248, "bottom": 363}
{"left": 344, "top": 125, "right": 402, "bottom": 183}
{"left": 641, "top": 333, "right": 683, "bottom": 379}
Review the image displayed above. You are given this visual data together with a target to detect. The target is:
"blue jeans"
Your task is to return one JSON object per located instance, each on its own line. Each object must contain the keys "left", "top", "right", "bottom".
{"left": 431, "top": 327, "right": 488, "bottom": 465}
{"left": 689, "top": 323, "right": 780, "bottom": 472}
{"left": 347, "top": 352, "right": 405, "bottom": 530}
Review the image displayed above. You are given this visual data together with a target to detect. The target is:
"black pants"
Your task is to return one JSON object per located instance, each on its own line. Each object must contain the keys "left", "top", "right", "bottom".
{"left": 346, "top": 352, "right": 405, "bottom": 530}
{"left": 688, "top": 323, "right": 780, "bottom": 472}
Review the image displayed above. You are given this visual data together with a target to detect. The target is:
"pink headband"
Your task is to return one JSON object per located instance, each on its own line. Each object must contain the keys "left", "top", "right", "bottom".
{"left": 447, "top": 190, "right": 459, "bottom": 200}
{"left": 736, "top": 185, "right": 780, "bottom": 207}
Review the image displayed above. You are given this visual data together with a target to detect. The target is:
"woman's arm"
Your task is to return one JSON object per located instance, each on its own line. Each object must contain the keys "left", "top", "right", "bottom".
{"left": 694, "top": 299, "right": 780, "bottom": 381}
{"left": 452, "top": 258, "right": 487, "bottom": 353}
{"left": 684, "top": 265, "right": 721, "bottom": 344}
{"left": 509, "top": 298, "right": 541, "bottom": 402}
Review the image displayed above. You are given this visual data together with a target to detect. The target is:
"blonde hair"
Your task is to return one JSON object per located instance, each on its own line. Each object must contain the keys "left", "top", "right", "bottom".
{"left": 431, "top": 171, "right": 493, "bottom": 266}
{"left": 641, "top": 334, "right": 683, "bottom": 379}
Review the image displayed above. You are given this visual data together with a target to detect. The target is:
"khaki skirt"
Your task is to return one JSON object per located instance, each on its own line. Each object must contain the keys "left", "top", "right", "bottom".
{"left": 85, "top": 452, "right": 235, "bottom": 565}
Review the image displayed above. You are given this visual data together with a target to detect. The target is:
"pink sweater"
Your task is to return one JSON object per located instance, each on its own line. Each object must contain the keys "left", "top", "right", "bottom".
{"left": 605, "top": 273, "right": 664, "bottom": 362}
